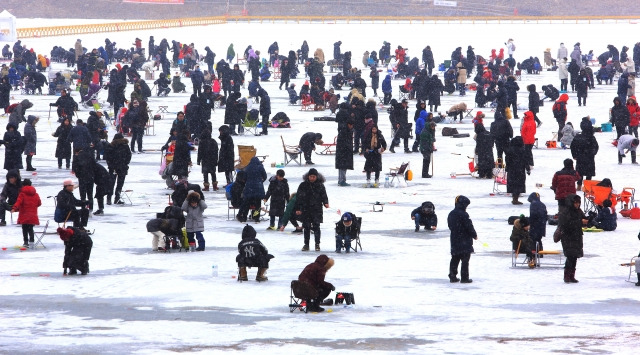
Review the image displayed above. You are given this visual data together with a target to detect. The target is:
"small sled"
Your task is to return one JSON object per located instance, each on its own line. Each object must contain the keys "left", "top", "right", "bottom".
{"left": 450, "top": 156, "right": 477, "bottom": 178}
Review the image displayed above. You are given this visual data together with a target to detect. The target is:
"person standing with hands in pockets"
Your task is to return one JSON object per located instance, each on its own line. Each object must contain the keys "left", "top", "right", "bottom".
{"left": 448, "top": 195, "right": 477, "bottom": 284}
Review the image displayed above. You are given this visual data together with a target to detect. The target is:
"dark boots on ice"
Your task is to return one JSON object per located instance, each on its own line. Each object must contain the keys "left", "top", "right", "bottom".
{"left": 256, "top": 268, "right": 268, "bottom": 282}
{"left": 239, "top": 266, "right": 248, "bottom": 281}
{"left": 564, "top": 268, "right": 578, "bottom": 283}
{"left": 512, "top": 195, "right": 523, "bottom": 205}
{"left": 203, "top": 182, "right": 210, "bottom": 191}
{"left": 636, "top": 273, "right": 640, "bottom": 286}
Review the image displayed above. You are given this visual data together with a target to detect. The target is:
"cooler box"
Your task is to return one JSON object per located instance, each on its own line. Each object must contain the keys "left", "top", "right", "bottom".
{"left": 601, "top": 122, "right": 612, "bottom": 132}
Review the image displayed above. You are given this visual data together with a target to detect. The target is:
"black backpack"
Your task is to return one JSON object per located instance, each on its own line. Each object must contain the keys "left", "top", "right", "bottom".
{"left": 552, "top": 102, "right": 564, "bottom": 119}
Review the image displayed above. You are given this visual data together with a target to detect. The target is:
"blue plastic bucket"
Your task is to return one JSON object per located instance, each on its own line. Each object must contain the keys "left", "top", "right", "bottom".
{"left": 601, "top": 122, "right": 612, "bottom": 132}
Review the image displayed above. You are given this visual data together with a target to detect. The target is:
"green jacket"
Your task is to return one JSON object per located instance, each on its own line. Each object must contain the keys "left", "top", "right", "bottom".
{"left": 420, "top": 127, "right": 436, "bottom": 154}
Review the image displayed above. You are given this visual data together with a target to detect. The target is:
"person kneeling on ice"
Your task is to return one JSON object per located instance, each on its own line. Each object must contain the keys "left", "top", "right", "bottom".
{"left": 146, "top": 217, "right": 182, "bottom": 252}
{"left": 593, "top": 199, "right": 617, "bottom": 231}
{"left": 510, "top": 216, "right": 535, "bottom": 267}
{"left": 237, "top": 225, "right": 274, "bottom": 281}
{"left": 335, "top": 212, "right": 358, "bottom": 253}
{"left": 298, "top": 254, "right": 335, "bottom": 312}
{"left": 411, "top": 201, "right": 438, "bottom": 232}
{"left": 58, "top": 226, "right": 93, "bottom": 276}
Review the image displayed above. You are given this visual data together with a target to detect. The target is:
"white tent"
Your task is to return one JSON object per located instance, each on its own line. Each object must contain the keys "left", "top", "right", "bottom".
{"left": 0, "top": 10, "right": 17, "bottom": 43}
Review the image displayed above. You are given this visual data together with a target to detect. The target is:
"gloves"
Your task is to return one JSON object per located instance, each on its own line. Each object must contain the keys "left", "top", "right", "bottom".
{"left": 49, "top": 103, "right": 54, "bottom": 107}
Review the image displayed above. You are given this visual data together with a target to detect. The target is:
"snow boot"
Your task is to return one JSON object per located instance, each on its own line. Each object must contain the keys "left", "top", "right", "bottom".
{"left": 196, "top": 235, "right": 205, "bottom": 251}
{"left": 308, "top": 300, "right": 324, "bottom": 312}
{"left": 239, "top": 267, "right": 248, "bottom": 281}
{"left": 315, "top": 243, "right": 321, "bottom": 251}
{"left": 632, "top": 151, "right": 637, "bottom": 164}
{"left": 460, "top": 278, "right": 473, "bottom": 283}
{"left": 106, "top": 196, "right": 112, "bottom": 205}
{"left": 301, "top": 244, "right": 309, "bottom": 251}
{"left": 212, "top": 182, "right": 219, "bottom": 191}
{"left": 563, "top": 268, "right": 572, "bottom": 283}
{"left": 512, "top": 195, "right": 523, "bottom": 205}
{"left": 636, "top": 273, "right": 640, "bottom": 286}
{"left": 256, "top": 268, "right": 268, "bottom": 282}
{"left": 569, "top": 269, "right": 579, "bottom": 283}
{"left": 203, "top": 182, "right": 210, "bottom": 191}
{"left": 448, "top": 274, "right": 460, "bottom": 283}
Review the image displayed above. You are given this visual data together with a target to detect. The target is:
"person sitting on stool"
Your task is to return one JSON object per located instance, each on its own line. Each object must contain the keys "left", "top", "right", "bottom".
{"left": 298, "top": 254, "right": 335, "bottom": 312}
{"left": 335, "top": 212, "right": 358, "bottom": 253}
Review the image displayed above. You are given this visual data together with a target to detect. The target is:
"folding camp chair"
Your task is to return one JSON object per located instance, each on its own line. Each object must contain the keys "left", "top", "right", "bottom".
{"left": 492, "top": 159, "right": 507, "bottom": 195}
{"left": 242, "top": 118, "right": 260, "bottom": 136}
{"left": 386, "top": 162, "right": 409, "bottom": 186}
{"left": 621, "top": 256, "right": 638, "bottom": 283}
{"left": 33, "top": 220, "right": 52, "bottom": 249}
{"left": 316, "top": 136, "right": 337, "bottom": 155}
{"left": 533, "top": 242, "right": 564, "bottom": 268}
{"left": 619, "top": 187, "right": 635, "bottom": 210}
{"left": 235, "top": 145, "right": 257, "bottom": 170}
{"left": 289, "top": 280, "right": 318, "bottom": 313}
{"left": 335, "top": 217, "right": 362, "bottom": 253}
{"left": 300, "top": 94, "right": 314, "bottom": 111}
{"left": 398, "top": 86, "right": 409, "bottom": 101}
{"left": 228, "top": 200, "right": 238, "bottom": 221}
{"left": 280, "top": 136, "right": 303, "bottom": 166}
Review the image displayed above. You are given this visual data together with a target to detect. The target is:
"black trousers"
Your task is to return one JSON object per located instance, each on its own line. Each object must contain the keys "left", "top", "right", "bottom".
{"left": 303, "top": 222, "right": 321, "bottom": 245}
{"left": 449, "top": 253, "right": 471, "bottom": 281}
{"left": 565, "top": 256, "right": 577, "bottom": 269}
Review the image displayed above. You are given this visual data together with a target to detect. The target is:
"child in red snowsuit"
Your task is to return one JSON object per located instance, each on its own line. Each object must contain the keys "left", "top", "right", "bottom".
{"left": 11, "top": 179, "right": 41, "bottom": 248}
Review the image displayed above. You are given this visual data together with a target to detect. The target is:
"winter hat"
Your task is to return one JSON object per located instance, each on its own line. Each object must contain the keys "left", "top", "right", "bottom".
{"left": 632, "top": 139, "right": 640, "bottom": 147}
{"left": 563, "top": 158, "right": 574, "bottom": 169}
{"left": 518, "top": 216, "right": 530, "bottom": 228}
{"left": 63, "top": 178, "right": 74, "bottom": 187}
{"left": 342, "top": 213, "right": 352, "bottom": 222}
{"left": 307, "top": 168, "right": 318, "bottom": 177}
{"left": 603, "top": 199, "right": 612, "bottom": 208}
{"left": 57, "top": 227, "right": 74, "bottom": 241}
{"left": 114, "top": 133, "right": 124, "bottom": 140}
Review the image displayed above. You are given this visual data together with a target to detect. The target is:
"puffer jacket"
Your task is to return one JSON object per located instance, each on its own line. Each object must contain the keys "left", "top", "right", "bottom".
{"left": 181, "top": 192, "right": 207, "bottom": 232}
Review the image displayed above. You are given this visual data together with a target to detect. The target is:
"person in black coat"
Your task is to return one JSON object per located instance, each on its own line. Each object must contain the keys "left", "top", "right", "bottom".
{"left": 0, "top": 77, "right": 10, "bottom": 111}
{"left": 362, "top": 125, "right": 386, "bottom": 186}
{"left": 231, "top": 64, "right": 244, "bottom": 93}
{"left": 56, "top": 179, "right": 89, "bottom": 228}
{"left": 299, "top": 132, "right": 323, "bottom": 165}
{"left": 335, "top": 117, "right": 354, "bottom": 186}
{"left": 427, "top": 75, "right": 443, "bottom": 112}
{"left": 258, "top": 88, "right": 271, "bottom": 136}
{"left": 558, "top": 194, "right": 587, "bottom": 283}
{"left": 576, "top": 68, "right": 589, "bottom": 106}
{"left": 224, "top": 92, "right": 242, "bottom": 135}
{"left": 422, "top": 46, "right": 435, "bottom": 76}
{"left": 369, "top": 65, "right": 380, "bottom": 96}
{"left": 204, "top": 46, "right": 216, "bottom": 74}
{"left": 49, "top": 89, "right": 78, "bottom": 121}
{"left": 67, "top": 119, "right": 92, "bottom": 151}
{"left": 172, "top": 132, "right": 194, "bottom": 179}
{"left": 197, "top": 128, "right": 218, "bottom": 191}
{"left": 3, "top": 123, "right": 24, "bottom": 171}
{"left": 495, "top": 80, "right": 508, "bottom": 117}
{"left": 474, "top": 124, "right": 494, "bottom": 179}
{"left": 238, "top": 157, "right": 267, "bottom": 223}
{"left": 527, "top": 84, "right": 541, "bottom": 126}
{"left": 335, "top": 212, "right": 358, "bottom": 253}
{"left": 92, "top": 162, "right": 112, "bottom": 215}
{"left": 618, "top": 73, "right": 630, "bottom": 104}
{"left": 86, "top": 111, "right": 106, "bottom": 159}
{"left": 389, "top": 99, "right": 411, "bottom": 153}
{"left": 541, "top": 84, "right": 560, "bottom": 101}
{"left": 0, "top": 169, "right": 21, "bottom": 226}
{"left": 475, "top": 83, "right": 487, "bottom": 108}
{"left": 190, "top": 65, "right": 204, "bottom": 96}
{"left": 504, "top": 76, "right": 520, "bottom": 118}
{"left": 571, "top": 118, "right": 599, "bottom": 183}
{"left": 236, "top": 224, "right": 274, "bottom": 281}
{"left": 490, "top": 111, "right": 513, "bottom": 161}
{"left": 72, "top": 147, "right": 96, "bottom": 210}
{"left": 411, "top": 201, "right": 438, "bottom": 232}
{"left": 611, "top": 96, "right": 630, "bottom": 139}
{"left": 295, "top": 168, "right": 329, "bottom": 251}
{"left": 185, "top": 94, "right": 202, "bottom": 140}
{"left": 264, "top": 169, "right": 290, "bottom": 230}
{"left": 217, "top": 125, "right": 235, "bottom": 185}
{"left": 104, "top": 133, "right": 131, "bottom": 205}
{"left": 57, "top": 226, "right": 93, "bottom": 275}
{"left": 505, "top": 136, "right": 530, "bottom": 205}
{"left": 447, "top": 195, "right": 477, "bottom": 283}
{"left": 528, "top": 192, "right": 548, "bottom": 252}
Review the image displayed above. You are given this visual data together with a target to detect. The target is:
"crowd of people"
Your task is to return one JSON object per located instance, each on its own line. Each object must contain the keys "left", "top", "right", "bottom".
{"left": 1, "top": 33, "right": 640, "bottom": 293}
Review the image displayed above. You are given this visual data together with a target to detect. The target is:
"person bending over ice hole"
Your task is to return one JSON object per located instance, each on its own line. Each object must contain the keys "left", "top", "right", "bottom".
{"left": 448, "top": 195, "right": 477, "bottom": 283}
{"left": 279, "top": 192, "right": 303, "bottom": 233}
{"left": 298, "top": 254, "right": 335, "bottom": 312}
{"left": 58, "top": 226, "right": 93, "bottom": 276}
{"left": 146, "top": 217, "right": 182, "bottom": 252}
{"left": 510, "top": 216, "right": 535, "bottom": 268}
{"left": 237, "top": 225, "right": 274, "bottom": 282}
{"left": 298, "top": 132, "right": 323, "bottom": 165}
{"left": 617, "top": 134, "right": 639, "bottom": 164}
{"left": 412, "top": 201, "right": 438, "bottom": 232}
{"left": 335, "top": 212, "right": 358, "bottom": 253}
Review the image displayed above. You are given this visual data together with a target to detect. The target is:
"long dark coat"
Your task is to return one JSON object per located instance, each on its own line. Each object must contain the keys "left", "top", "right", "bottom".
{"left": 294, "top": 172, "right": 328, "bottom": 224}
{"left": 474, "top": 125, "right": 495, "bottom": 172}
{"left": 447, "top": 196, "right": 477, "bottom": 256}
{"left": 505, "top": 136, "right": 528, "bottom": 195}
{"left": 224, "top": 93, "right": 242, "bottom": 125}
{"left": 428, "top": 76, "right": 443, "bottom": 107}
{"left": 172, "top": 136, "right": 193, "bottom": 177}
{"left": 362, "top": 129, "right": 387, "bottom": 172}
{"left": 3, "top": 124, "right": 24, "bottom": 170}
{"left": 104, "top": 137, "right": 131, "bottom": 174}
{"left": 242, "top": 157, "right": 267, "bottom": 200}
{"left": 196, "top": 133, "right": 218, "bottom": 175}
{"left": 264, "top": 176, "right": 289, "bottom": 217}
{"left": 93, "top": 162, "right": 113, "bottom": 198}
{"left": 217, "top": 125, "right": 235, "bottom": 173}
{"left": 335, "top": 122, "right": 354, "bottom": 170}
{"left": 558, "top": 194, "right": 584, "bottom": 258}
{"left": 570, "top": 131, "right": 598, "bottom": 178}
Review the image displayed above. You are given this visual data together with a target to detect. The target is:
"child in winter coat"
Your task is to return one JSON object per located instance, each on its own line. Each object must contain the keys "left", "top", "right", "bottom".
{"left": 560, "top": 122, "right": 576, "bottom": 148}
{"left": 510, "top": 216, "right": 535, "bottom": 267}
{"left": 279, "top": 192, "right": 303, "bottom": 233}
{"left": 411, "top": 201, "right": 438, "bottom": 232}
{"left": 11, "top": 179, "right": 41, "bottom": 248}
{"left": 335, "top": 212, "right": 358, "bottom": 253}
{"left": 594, "top": 199, "right": 617, "bottom": 231}
{"left": 181, "top": 190, "right": 207, "bottom": 251}
{"left": 627, "top": 96, "right": 640, "bottom": 138}
{"left": 264, "top": 169, "right": 290, "bottom": 230}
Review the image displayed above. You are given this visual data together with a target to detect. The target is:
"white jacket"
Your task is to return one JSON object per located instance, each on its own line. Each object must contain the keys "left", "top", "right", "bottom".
{"left": 558, "top": 60, "right": 569, "bottom": 80}
{"left": 506, "top": 41, "right": 515, "bottom": 56}
{"left": 557, "top": 45, "right": 568, "bottom": 60}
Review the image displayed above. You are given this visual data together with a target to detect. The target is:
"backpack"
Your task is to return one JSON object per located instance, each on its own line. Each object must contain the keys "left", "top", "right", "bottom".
{"left": 5, "top": 103, "right": 18, "bottom": 114}
{"left": 442, "top": 127, "right": 459, "bottom": 136}
{"left": 225, "top": 182, "right": 234, "bottom": 200}
{"left": 552, "top": 102, "right": 564, "bottom": 119}
{"left": 54, "top": 207, "right": 69, "bottom": 223}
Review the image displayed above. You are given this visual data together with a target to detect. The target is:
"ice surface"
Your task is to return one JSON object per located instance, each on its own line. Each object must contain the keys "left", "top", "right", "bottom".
{"left": 1, "top": 20, "right": 640, "bottom": 354}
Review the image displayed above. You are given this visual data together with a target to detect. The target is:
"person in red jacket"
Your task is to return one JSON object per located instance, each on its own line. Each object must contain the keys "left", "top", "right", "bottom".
{"left": 551, "top": 159, "right": 581, "bottom": 212}
{"left": 553, "top": 93, "right": 569, "bottom": 142}
{"left": 520, "top": 111, "right": 537, "bottom": 167}
{"left": 298, "top": 254, "right": 335, "bottom": 312}
{"left": 395, "top": 46, "right": 406, "bottom": 65}
{"left": 11, "top": 178, "right": 41, "bottom": 248}
{"left": 627, "top": 96, "right": 640, "bottom": 138}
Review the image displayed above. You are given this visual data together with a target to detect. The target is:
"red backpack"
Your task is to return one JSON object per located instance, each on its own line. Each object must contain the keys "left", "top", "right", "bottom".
{"left": 4, "top": 103, "right": 18, "bottom": 114}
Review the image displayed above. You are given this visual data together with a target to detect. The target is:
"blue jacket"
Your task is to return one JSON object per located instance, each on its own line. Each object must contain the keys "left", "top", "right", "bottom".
{"left": 67, "top": 124, "right": 92, "bottom": 150}
{"left": 447, "top": 195, "right": 477, "bottom": 255}
{"left": 415, "top": 110, "right": 427, "bottom": 135}
{"left": 527, "top": 192, "right": 548, "bottom": 239}
{"left": 190, "top": 69, "right": 204, "bottom": 86}
{"left": 7, "top": 68, "right": 20, "bottom": 86}
{"left": 595, "top": 207, "right": 617, "bottom": 231}
{"left": 242, "top": 157, "right": 267, "bottom": 199}
{"left": 381, "top": 75, "right": 392, "bottom": 94}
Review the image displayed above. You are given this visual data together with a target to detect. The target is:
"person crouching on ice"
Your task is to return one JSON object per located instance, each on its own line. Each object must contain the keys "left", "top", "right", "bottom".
{"left": 236, "top": 225, "right": 274, "bottom": 282}
{"left": 411, "top": 201, "right": 438, "bottom": 232}
{"left": 58, "top": 226, "right": 93, "bottom": 276}
{"left": 298, "top": 254, "right": 335, "bottom": 312}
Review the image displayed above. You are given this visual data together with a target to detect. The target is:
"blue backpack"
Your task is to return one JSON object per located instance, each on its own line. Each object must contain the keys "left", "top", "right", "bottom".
{"left": 225, "top": 182, "right": 234, "bottom": 200}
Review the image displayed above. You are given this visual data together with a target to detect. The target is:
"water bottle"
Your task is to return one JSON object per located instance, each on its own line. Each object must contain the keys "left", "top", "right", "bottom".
{"left": 211, "top": 264, "right": 218, "bottom": 277}
{"left": 384, "top": 176, "right": 390, "bottom": 188}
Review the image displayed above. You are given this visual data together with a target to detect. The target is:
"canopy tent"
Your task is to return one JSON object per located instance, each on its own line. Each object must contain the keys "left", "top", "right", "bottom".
{"left": 0, "top": 10, "right": 17, "bottom": 43}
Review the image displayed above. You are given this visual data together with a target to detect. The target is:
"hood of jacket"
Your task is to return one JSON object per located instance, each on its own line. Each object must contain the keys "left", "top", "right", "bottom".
{"left": 26, "top": 115, "right": 38, "bottom": 125}
{"left": 20, "top": 185, "right": 36, "bottom": 197}
{"left": 6, "top": 169, "right": 21, "bottom": 183}
{"left": 613, "top": 97, "right": 623, "bottom": 106}
{"left": 314, "top": 254, "right": 334, "bottom": 271}
{"left": 559, "top": 93, "right": 569, "bottom": 103}
{"left": 241, "top": 224, "right": 256, "bottom": 241}
{"left": 565, "top": 193, "right": 581, "bottom": 208}
{"left": 527, "top": 192, "right": 540, "bottom": 203}
{"left": 21, "top": 99, "right": 33, "bottom": 109}
{"left": 523, "top": 111, "right": 534, "bottom": 122}
{"left": 455, "top": 195, "right": 470, "bottom": 210}
{"left": 418, "top": 110, "right": 428, "bottom": 121}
